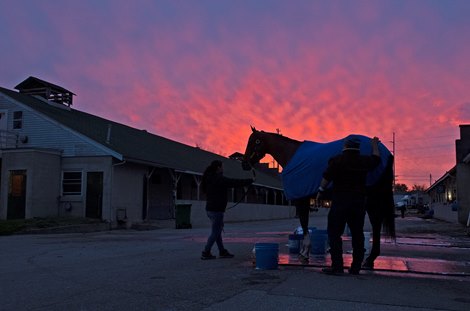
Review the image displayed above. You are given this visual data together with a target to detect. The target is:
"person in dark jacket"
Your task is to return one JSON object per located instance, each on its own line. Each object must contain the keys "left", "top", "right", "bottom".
{"left": 201, "top": 160, "right": 255, "bottom": 260}
{"left": 317, "top": 136, "right": 381, "bottom": 275}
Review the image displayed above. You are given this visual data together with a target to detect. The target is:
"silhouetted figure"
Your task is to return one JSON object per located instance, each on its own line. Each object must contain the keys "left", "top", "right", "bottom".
{"left": 317, "top": 137, "right": 381, "bottom": 275}
{"left": 201, "top": 160, "right": 254, "bottom": 260}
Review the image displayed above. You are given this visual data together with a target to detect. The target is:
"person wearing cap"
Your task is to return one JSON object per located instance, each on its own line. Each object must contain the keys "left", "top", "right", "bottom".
{"left": 317, "top": 136, "right": 381, "bottom": 275}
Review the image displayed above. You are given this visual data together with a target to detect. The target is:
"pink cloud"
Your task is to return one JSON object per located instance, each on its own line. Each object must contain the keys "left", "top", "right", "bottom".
{"left": 2, "top": 1, "right": 469, "bottom": 187}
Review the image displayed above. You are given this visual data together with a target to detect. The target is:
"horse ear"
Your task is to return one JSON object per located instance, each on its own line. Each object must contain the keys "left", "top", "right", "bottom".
{"left": 251, "top": 125, "right": 257, "bottom": 132}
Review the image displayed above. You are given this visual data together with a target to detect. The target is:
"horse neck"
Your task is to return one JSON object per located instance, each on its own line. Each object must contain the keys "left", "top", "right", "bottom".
{"left": 263, "top": 132, "right": 301, "bottom": 168}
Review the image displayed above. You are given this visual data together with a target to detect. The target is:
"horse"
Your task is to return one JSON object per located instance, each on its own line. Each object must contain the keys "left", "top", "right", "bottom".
{"left": 241, "top": 126, "right": 395, "bottom": 269}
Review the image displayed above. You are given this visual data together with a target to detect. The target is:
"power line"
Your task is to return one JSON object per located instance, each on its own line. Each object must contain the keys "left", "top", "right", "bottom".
{"left": 394, "top": 134, "right": 457, "bottom": 142}
{"left": 398, "top": 154, "right": 454, "bottom": 160}
{"left": 397, "top": 144, "right": 455, "bottom": 152}
{"left": 392, "top": 130, "right": 458, "bottom": 188}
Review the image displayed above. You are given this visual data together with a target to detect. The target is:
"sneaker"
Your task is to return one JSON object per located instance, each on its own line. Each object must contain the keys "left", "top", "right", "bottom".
{"left": 201, "top": 251, "right": 216, "bottom": 260}
{"left": 298, "top": 254, "right": 309, "bottom": 265}
{"left": 321, "top": 267, "right": 344, "bottom": 275}
{"left": 348, "top": 268, "right": 360, "bottom": 275}
{"left": 349, "top": 261, "right": 362, "bottom": 275}
{"left": 219, "top": 250, "right": 234, "bottom": 258}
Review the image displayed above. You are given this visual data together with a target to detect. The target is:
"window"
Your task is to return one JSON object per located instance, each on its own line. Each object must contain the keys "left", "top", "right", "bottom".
{"left": 62, "top": 171, "right": 82, "bottom": 195}
{"left": 13, "top": 111, "right": 23, "bottom": 129}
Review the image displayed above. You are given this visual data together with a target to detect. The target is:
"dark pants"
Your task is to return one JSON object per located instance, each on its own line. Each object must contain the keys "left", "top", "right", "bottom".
{"left": 204, "top": 211, "right": 225, "bottom": 253}
{"left": 327, "top": 194, "right": 366, "bottom": 270}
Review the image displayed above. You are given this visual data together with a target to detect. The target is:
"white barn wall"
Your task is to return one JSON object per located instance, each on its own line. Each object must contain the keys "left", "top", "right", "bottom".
{"left": 60, "top": 156, "right": 113, "bottom": 219}
{"left": 1, "top": 149, "right": 61, "bottom": 219}
{"left": 0, "top": 94, "right": 108, "bottom": 156}
{"left": 27, "top": 150, "right": 62, "bottom": 218}
{"left": 187, "top": 200, "right": 298, "bottom": 227}
{"left": 111, "top": 163, "right": 147, "bottom": 226}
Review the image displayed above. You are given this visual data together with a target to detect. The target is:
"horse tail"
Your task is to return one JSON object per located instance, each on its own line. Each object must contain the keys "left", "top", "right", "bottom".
{"left": 382, "top": 191, "right": 396, "bottom": 240}
{"left": 380, "top": 155, "right": 396, "bottom": 240}
{"left": 367, "top": 154, "right": 396, "bottom": 240}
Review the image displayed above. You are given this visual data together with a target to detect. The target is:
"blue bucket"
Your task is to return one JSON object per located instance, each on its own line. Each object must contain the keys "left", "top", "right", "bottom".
{"left": 255, "top": 243, "right": 279, "bottom": 270}
{"left": 311, "top": 229, "right": 328, "bottom": 254}
{"left": 288, "top": 234, "right": 303, "bottom": 254}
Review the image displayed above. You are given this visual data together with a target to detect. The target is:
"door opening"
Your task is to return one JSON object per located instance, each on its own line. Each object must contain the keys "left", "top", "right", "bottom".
{"left": 7, "top": 170, "right": 26, "bottom": 219}
{"left": 86, "top": 172, "right": 103, "bottom": 219}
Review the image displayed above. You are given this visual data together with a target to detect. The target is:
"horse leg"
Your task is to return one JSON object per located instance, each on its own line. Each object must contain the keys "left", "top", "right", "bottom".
{"left": 362, "top": 155, "right": 395, "bottom": 270}
{"left": 297, "top": 200, "right": 310, "bottom": 234}
{"left": 363, "top": 210, "right": 381, "bottom": 269}
{"left": 295, "top": 197, "right": 311, "bottom": 263}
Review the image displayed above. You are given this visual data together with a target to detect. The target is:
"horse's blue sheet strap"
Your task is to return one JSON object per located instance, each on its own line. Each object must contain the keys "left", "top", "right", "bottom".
{"left": 281, "top": 135, "right": 391, "bottom": 200}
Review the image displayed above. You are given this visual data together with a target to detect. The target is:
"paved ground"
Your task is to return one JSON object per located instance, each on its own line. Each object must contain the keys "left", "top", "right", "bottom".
{"left": 1, "top": 211, "right": 469, "bottom": 311}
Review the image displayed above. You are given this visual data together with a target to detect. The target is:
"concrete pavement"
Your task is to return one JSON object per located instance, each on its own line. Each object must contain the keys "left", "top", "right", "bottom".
{"left": 1, "top": 211, "right": 469, "bottom": 311}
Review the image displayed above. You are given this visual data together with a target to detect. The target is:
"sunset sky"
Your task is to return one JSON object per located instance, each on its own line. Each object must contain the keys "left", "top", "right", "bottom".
{"left": 1, "top": 0, "right": 469, "bottom": 188}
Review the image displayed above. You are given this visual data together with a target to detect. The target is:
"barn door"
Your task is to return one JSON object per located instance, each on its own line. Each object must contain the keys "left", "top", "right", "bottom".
{"left": 7, "top": 170, "right": 26, "bottom": 219}
{"left": 86, "top": 172, "right": 103, "bottom": 219}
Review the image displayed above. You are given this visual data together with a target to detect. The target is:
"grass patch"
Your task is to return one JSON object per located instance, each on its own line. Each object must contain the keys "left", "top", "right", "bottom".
{"left": 0, "top": 219, "right": 27, "bottom": 235}
{"left": 0, "top": 217, "right": 100, "bottom": 235}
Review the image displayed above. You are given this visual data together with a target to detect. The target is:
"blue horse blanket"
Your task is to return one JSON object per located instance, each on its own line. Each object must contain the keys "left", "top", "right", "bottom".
{"left": 281, "top": 135, "right": 392, "bottom": 200}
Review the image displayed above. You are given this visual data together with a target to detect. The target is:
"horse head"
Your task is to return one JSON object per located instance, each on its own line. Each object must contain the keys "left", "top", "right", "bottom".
{"left": 241, "top": 126, "right": 267, "bottom": 170}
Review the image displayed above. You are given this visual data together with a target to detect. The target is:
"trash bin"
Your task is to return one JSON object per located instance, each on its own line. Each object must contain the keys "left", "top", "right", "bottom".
{"left": 175, "top": 203, "right": 192, "bottom": 229}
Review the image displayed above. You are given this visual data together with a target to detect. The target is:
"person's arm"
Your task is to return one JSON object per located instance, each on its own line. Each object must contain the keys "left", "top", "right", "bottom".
{"left": 368, "top": 137, "right": 381, "bottom": 169}
{"left": 316, "top": 156, "right": 336, "bottom": 201}
{"left": 318, "top": 178, "right": 329, "bottom": 192}
{"left": 371, "top": 137, "right": 380, "bottom": 157}
{"left": 316, "top": 177, "right": 329, "bottom": 202}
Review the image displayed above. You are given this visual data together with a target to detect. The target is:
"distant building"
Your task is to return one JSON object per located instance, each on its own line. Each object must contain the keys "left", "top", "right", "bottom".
{"left": 427, "top": 166, "right": 457, "bottom": 204}
{"left": 426, "top": 125, "right": 470, "bottom": 225}
{"left": 455, "top": 125, "right": 470, "bottom": 225}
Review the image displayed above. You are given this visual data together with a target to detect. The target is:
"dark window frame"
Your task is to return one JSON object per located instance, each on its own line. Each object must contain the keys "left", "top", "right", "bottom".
{"left": 62, "top": 171, "right": 83, "bottom": 195}
{"left": 13, "top": 111, "right": 23, "bottom": 130}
